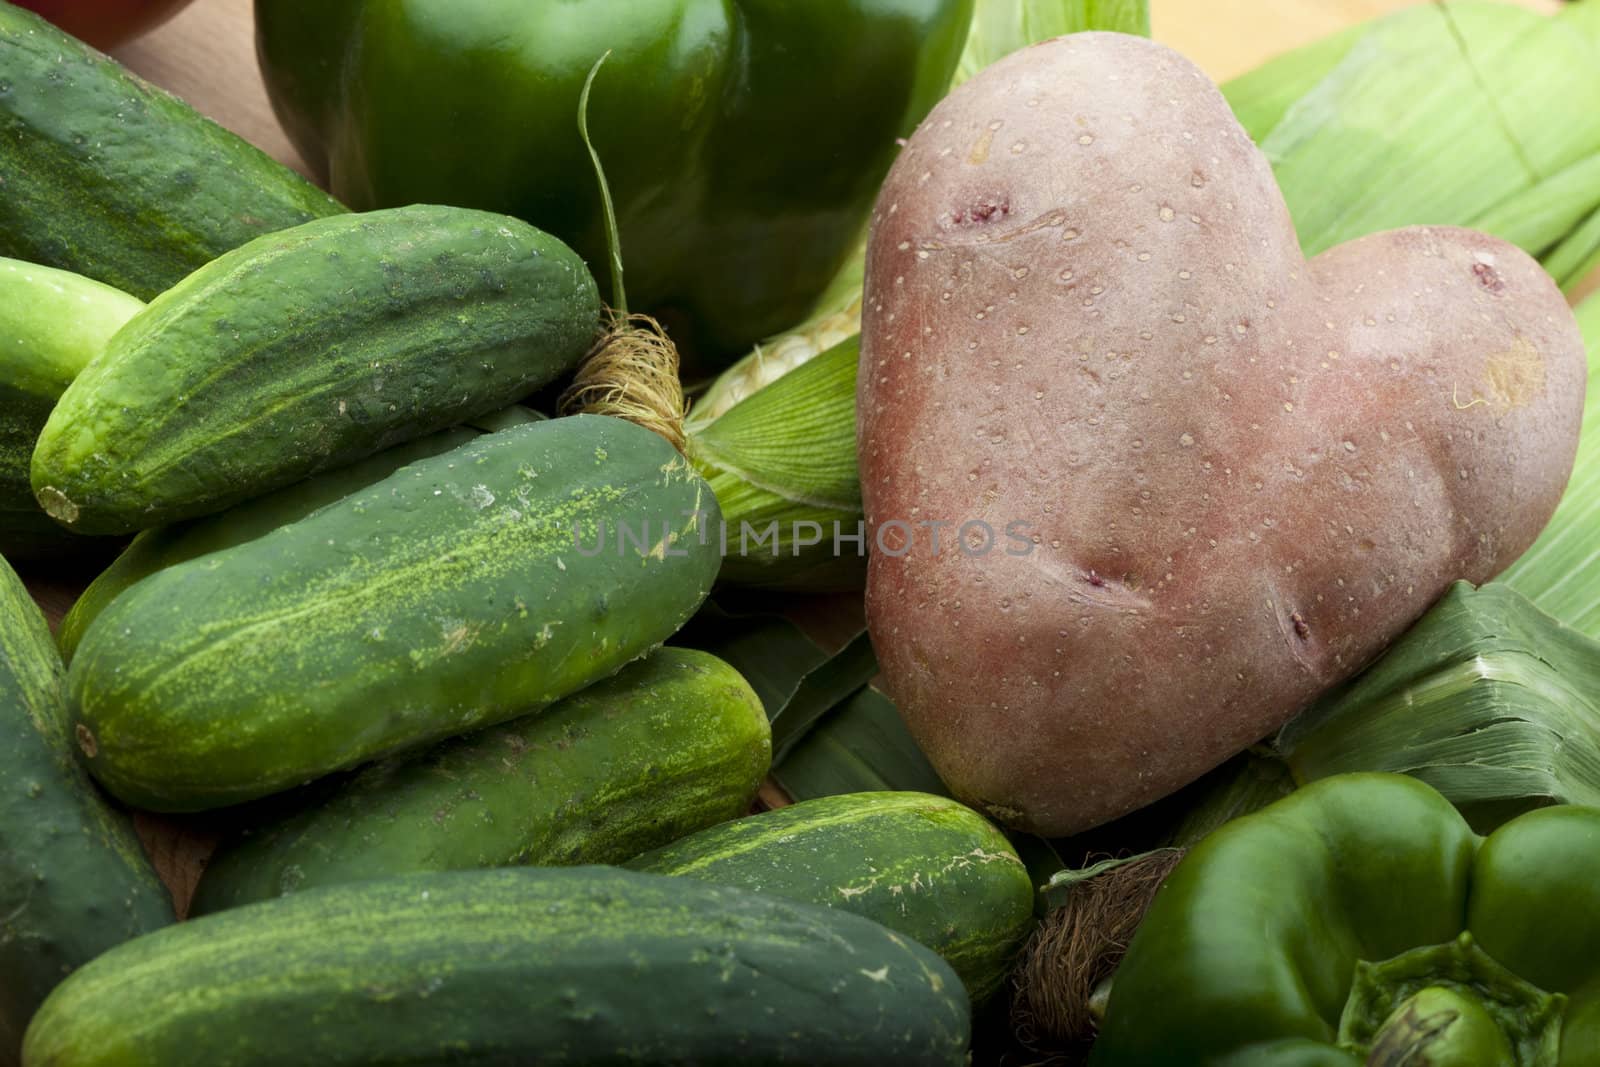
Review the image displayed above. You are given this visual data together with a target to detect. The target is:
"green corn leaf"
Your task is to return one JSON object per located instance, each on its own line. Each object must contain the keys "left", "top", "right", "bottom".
{"left": 696, "top": 0, "right": 1156, "bottom": 425}
{"left": 687, "top": 336, "right": 867, "bottom": 590}
{"left": 769, "top": 631, "right": 879, "bottom": 760}
{"left": 1277, "top": 582, "right": 1600, "bottom": 831}
{"left": 1221, "top": 23, "right": 1366, "bottom": 141}
{"left": 669, "top": 602, "right": 829, "bottom": 717}
{"left": 1501, "top": 293, "right": 1600, "bottom": 636}
{"left": 674, "top": 599, "right": 947, "bottom": 801}
{"left": 1226, "top": 1, "right": 1600, "bottom": 271}
{"left": 1541, "top": 204, "right": 1600, "bottom": 292}
{"left": 773, "top": 685, "right": 950, "bottom": 802}
{"left": 691, "top": 258, "right": 863, "bottom": 424}
{"left": 1051, "top": 749, "right": 1294, "bottom": 869}
{"left": 955, "top": 0, "right": 1151, "bottom": 87}
{"left": 689, "top": 337, "right": 860, "bottom": 513}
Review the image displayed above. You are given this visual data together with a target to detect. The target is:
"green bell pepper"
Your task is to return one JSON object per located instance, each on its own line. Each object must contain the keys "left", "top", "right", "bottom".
{"left": 1092, "top": 773, "right": 1600, "bottom": 1066}
{"left": 253, "top": 0, "right": 974, "bottom": 367}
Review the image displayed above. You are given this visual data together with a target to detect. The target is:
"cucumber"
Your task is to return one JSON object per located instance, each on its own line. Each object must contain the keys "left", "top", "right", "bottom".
{"left": 33, "top": 205, "right": 601, "bottom": 535}
{"left": 0, "top": 555, "right": 173, "bottom": 1066}
{"left": 22, "top": 866, "right": 970, "bottom": 1067}
{"left": 190, "top": 647, "right": 768, "bottom": 915}
{"left": 628, "top": 791, "right": 1036, "bottom": 1003}
{"left": 0, "top": 2, "right": 345, "bottom": 300}
{"left": 0, "top": 259, "right": 142, "bottom": 560}
{"left": 67, "top": 415, "right": 720, "bottom": 812}
{"left": 55, "top": 406, "right": 544, "bottom": 662}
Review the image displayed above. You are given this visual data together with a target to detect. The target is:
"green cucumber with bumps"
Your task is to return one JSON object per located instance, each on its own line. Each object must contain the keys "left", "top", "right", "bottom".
{"left": 67, "top": 414, "right": 720, "bottom": 812}
{"left": 22, "top": 866, "right": 970, "bottom": 1067}
{"left": 189, "top": 647, "right": 769, "bottom": 915}
{"left": 628, "top": 791, "right": 1036, "bottom": 1003}
{"left": 32, "top": 204, "right": 601, "bottom": 535}
{"left": 55, "top": 406, "right": 544, "bottom": 662}
{"left": 0, "top": 1, "right": 346, "bottom": 300}
{"left": 0, "top": 258, "right": 142, "bottom": 560}
{"left": 0, "top": 555, "right": 173, "bottom": 1066}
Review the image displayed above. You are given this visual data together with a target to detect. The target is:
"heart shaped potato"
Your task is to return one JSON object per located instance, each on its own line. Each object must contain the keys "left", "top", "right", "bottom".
{"left": 859, "top": 32, "right": 1585, "bottom": 835}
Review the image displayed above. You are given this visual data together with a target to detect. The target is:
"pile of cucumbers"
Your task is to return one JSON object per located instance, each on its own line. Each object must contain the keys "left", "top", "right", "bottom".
{"left": 0, "top": 5, "right": 1034, "bottom": 1064}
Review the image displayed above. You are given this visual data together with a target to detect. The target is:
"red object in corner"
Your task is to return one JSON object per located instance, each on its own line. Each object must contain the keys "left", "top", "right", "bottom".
{"left": 13, "top": 0, "right": 196, "bottom": 52}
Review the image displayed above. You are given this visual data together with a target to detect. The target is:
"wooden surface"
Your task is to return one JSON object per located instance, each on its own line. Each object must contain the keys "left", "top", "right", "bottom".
{"left": 113, "top": 0, "right": 302, "bottom": 172}
{"left": 1157, "top": 0, "right": 1559, "bottom": 80}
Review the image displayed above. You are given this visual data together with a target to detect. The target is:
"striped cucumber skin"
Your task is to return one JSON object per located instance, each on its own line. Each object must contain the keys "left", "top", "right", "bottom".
{"left": 31, "top": 205, "right": 601, "bottom": 535}
{"left": 67, "top": 415, "right": 720, "bottom": 812}
{"left": 0, "top": 556, "right": 173, "bottom": 1066}
{"left": 189, "top": 648, "right": 771, "bottom": 915}
{"left": 54, "top": 408, "right": 540, "bottom": 662}
{"left": 0, "top": 3, "right": 345, "bottom": 300}
{"left": 54, "top": 430, "right": 476, "bottom": 663}
{"left": 22, "top": 867, "right": 971, "bottom": 1067}
{"left": 0, "top": 259, "right": 142, "bottom": 559}
{"left": 628, "top": 791, "right": 1036, "bottom": 1002}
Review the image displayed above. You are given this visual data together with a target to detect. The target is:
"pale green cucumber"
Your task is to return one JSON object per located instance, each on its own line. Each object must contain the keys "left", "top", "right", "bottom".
{"left": 0, "top": 259, "right": 142, "bottom": 559}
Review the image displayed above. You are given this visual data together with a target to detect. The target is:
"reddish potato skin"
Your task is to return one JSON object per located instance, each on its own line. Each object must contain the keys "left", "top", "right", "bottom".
{"left": 859, "top": 33, "right": 1585, "bottom": 836}
{"left": 15, "top": 0, "right": 195, "bottom": 52}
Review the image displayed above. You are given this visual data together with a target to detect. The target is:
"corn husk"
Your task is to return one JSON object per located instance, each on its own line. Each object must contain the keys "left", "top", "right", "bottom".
{"left": 691, "top": 258, "right": 864, "bottom": 424}
{"left": 686, "top": 337, "right": 864, "bottom": 590}
{"left": 954, "top": 0, "right": 1149, "bottom": 86}
{"left": 1501, "top": 293, "right": 1600, "bottom": 635}
{"left": 1227, "top": 0, "right": 1600, "bottom": 283}
{"left": 1278, "top": 581, "right": 1600, "bottom": 830}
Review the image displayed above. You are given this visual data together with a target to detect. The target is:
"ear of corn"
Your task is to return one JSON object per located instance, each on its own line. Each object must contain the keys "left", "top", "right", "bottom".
{"left": 1226, "top": 0, "right": 1600, "bottom": 284}
{"left": 687, "top": 337, "right": 864, "bottom": 590}
{"left": 691, "top": 259, "right": 864, "bottom": 424}
{"left": 1500, "top": 293, "right": 1600, "bottom": 634}
{"left": 1277, "top": 582, "right": 1600, "bottom": 832}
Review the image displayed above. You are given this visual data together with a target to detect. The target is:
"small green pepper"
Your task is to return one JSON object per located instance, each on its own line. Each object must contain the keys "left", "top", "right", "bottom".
{"left": 253, "top": 0, "right": 975, "bottom": 366}
{"left": 1092, "top": 773, "right": 1600, "bottom": 1066}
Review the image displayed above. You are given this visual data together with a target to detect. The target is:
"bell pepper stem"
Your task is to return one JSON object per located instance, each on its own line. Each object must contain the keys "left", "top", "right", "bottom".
{"left": 1338, "top": 932, "right": 1565, "bottom": 1066}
